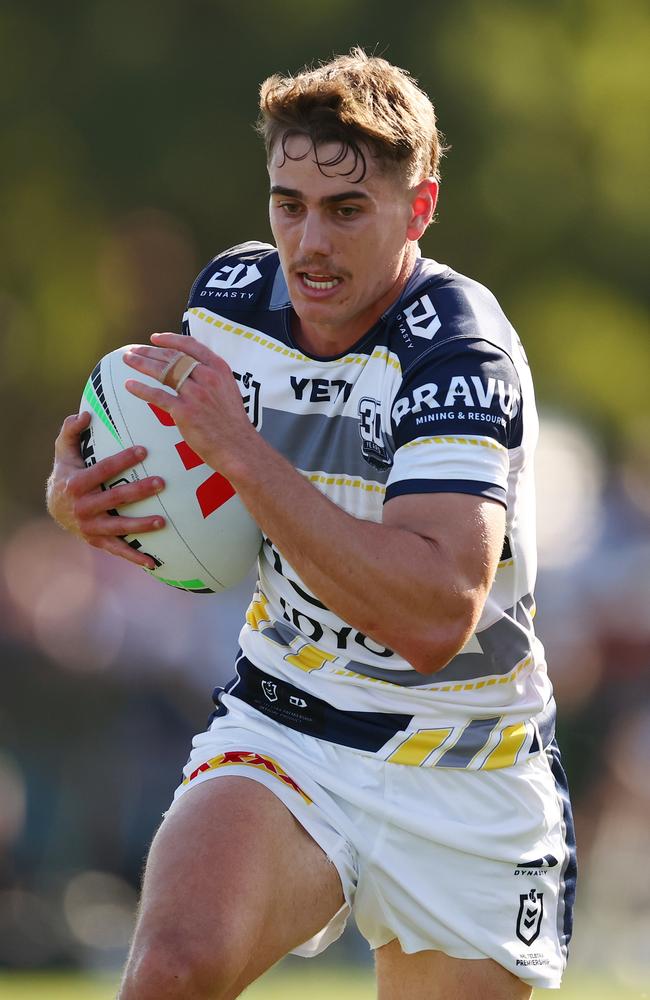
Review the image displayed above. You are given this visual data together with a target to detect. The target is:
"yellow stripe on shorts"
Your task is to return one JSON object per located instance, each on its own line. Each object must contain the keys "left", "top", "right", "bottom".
{"left": 285, "top": 644, "right": 337, "bottom": 673}
{"left": 482, "top": 723, "right": 528, "bottom": 769}
{"left": 388, "top": 728, "right": 454, "bottom": 766}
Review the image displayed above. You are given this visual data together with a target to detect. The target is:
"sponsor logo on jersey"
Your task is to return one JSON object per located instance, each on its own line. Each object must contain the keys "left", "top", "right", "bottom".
{"left": 514, "top": 854, "right": 558, "bottom": 876}
{"left": 267, "top": 542, "right": 395, "bottom": 658}
{"left": 402, "top": 294, "right": 441, "bottom": 340}
{"left": 261, "top": 680, "right": 278, "bottom": 702}
{"left": 199, "top": 261, "right": 262, "bottom": 299}
{"left": 290, "top": 376, "right": 353, "bottom": 404}
{"left": 234, "top": 370, "right": 262, "bottom": 428}
{"left": 183, "top": 750, "right": 312, "bottom": 803}
{"left": 516, "top": 889, "right": 544, "bottom": 946}
{"left": 276, "top": 594, "right": 395, "bottom": 658}
{"left": 206, "top": 262, "right": 262, "bottom": 290}
{"left": 358, "top": 397, "right": 391, "bottom": 469}
{"left": 391, "top": 376, "right": 520, "bottom": 428}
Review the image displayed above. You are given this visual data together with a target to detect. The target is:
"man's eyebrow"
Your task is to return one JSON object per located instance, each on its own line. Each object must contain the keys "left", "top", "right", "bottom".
{"left": 324, "top": 191, "right": 371, "bottom": 205}
{"left": 270, "top": 185, "right": 371, "bottom": 204}
{"left": 270, "top": 186, "right": 301, "bottom": 199}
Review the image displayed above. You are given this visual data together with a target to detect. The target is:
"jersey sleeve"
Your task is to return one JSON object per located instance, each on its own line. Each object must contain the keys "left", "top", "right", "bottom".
{"left": 180, "top": 241, "right": 277, "bottom": 335}
{"left": 385, "top": 337, "right": 523, "bottom": 507}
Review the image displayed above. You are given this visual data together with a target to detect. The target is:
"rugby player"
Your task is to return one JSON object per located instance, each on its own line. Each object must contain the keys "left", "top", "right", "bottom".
{"left": 47, "top": 49, "right": 576, "bottom": 999}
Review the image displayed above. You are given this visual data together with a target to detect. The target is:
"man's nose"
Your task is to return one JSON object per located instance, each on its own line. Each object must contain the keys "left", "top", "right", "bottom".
{"left": 299, "top": 210, "right": 332, "bottom": 257}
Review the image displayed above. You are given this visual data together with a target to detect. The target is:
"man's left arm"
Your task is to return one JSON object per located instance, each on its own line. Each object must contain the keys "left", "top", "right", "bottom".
{"left": 224, "top": 445, "right": 505, "bottom": 676}
{"left": 124, "top": 334, "right": 505, "bottom": 676}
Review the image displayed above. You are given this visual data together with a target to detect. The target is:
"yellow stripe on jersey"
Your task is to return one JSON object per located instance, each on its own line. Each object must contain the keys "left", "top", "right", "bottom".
{"left": 285, "top": 643, "right": 338, "bottom": 673}
{"left": 246, "top": 592, "right": 271, "bottom": 631}
{"left": 190, "top": 308, "right": 401, "bottom": 373}
{"left": 191, "top": 308, "right": 311, "bottom": 361}
{"left": 370, "top": 347, "right": 401, "bottom": 372}
{"left": 330, "top": 654, "right": 534, "bottom": 694}
{"left": 388, "top": 728, "right": 454, "bottom": 766}
{"left": 482, "top": 722, "right": 528, "bottom": 769}
{"left": 430, "top": 654, "right": 533, "bottom": 693}
{"left": 306, "top": 472, "right": 386, "bottom": 494}
{"left": 402, "top": 435, "right": 506, "bottom": 452}
{"left": 333, "top": 667, "right": 396, "bottom": 687}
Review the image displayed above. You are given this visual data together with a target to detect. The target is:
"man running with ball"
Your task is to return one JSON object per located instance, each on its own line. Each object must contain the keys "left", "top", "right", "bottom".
{"left": 47, "top": 48, "right": 576, "bottom": 999}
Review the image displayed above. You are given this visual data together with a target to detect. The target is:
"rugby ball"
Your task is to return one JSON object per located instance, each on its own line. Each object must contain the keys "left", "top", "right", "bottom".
{"left": 79, "top": 346, "right": 262, "bottom": 593}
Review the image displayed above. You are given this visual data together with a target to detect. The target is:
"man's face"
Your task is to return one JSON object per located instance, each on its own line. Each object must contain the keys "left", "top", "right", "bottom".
{"left": 268, "top": 135, "right": 420, "bottom": 353}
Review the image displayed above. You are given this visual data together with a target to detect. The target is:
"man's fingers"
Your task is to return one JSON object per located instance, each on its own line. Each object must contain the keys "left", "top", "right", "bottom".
{"left": 123, "top": 347, "right": 180, "bottom": 384}
{"left": 83, "top": 511, "right": 165, "bottom": 538}
{"left": 150, "top": 332, "right": 224, "bottom": 368}
{"left": 63, "top": 410, "right": 91, "bottom": 433}
{"left": 71, "top": 445, "right": 149, "bottom": 493}
{"left": 123, "top": 344, "right": 178, "bottom": 363}
{"left": 54, "top": 416, "right": 149, "bottom": 493}
{"left": 124, "top": 378, "right": 178, "bottom": 412}
{"left": 91, "top": 534, "right": 161, "bottom": 569}
{"left": 79, "top": 475, "right": 165, "bottom": 517}
{"left": 124, "top": 338, "right": 232, "bottom": 396}
{"left": 54, "top": 412, "right": 91, "bottom": 461}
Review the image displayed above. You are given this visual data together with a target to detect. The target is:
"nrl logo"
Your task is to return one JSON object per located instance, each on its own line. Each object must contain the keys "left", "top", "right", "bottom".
{"left": 261, "top": 680, "right": 278, "bottom": 702}
{"left": 234, "top": 370, "right": 262, "bottom": 429}
{"left": 516, "top": 889, "right": 544, "bottom": 946}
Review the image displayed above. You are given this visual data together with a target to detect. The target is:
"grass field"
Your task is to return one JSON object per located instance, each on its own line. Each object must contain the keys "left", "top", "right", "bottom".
{"left": 0, "top": 968, "right": 646, "bottom": 999}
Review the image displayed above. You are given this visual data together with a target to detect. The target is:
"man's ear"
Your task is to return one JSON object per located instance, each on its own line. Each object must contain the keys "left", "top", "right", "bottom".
{"left": 407, "top": 179, "right": 439, "bottom": 241}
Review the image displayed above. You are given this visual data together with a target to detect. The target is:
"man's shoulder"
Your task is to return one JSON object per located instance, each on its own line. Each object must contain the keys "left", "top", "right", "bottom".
{"left": 385, "top": 257, "right": 520, "bottom": 373}
{"left": 187, "top": 242, "right": 285, "bottom": 312}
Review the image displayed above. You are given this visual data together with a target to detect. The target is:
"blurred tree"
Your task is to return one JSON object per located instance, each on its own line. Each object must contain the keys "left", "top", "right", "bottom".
{"left": 0, "top": 0, "right": 647, "bottom": 518}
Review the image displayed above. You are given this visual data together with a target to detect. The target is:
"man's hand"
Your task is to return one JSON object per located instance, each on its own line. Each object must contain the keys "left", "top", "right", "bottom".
{"left": 46, "top": 410, "right": 166, "bottom": 569}
{"left": 123, "top": 333, "right": 257, "bottom": 481}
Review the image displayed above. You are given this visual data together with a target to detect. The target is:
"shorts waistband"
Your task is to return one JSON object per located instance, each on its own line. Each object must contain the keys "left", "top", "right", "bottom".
{"left": 214, "top": 656, "right": 556, "bottom": 769}
{"left": 215, "top": 656, "right": 412, "bottom": 752}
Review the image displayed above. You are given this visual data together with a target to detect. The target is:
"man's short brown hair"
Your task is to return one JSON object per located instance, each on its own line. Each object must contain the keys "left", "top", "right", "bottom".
{"left": 257, "top": 47, "right": 445, "bottom": 184}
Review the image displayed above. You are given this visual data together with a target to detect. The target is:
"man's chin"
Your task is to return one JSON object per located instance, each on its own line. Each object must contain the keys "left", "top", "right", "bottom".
{"left": 293, "top": 293, "right": 343, "bottom": 321}
{"left": 294, "top": 303, "right": 349, "bottom": 333}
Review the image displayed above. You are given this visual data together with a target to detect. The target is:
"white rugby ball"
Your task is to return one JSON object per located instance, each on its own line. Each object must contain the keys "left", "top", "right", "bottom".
{"left": 79, "top": 346, "right": 262, "bottom": 593}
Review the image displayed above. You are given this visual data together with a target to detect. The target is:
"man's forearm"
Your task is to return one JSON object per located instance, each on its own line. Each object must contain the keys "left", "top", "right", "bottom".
{"left": 223, "top": 434, "right": 483, "bottom": 673}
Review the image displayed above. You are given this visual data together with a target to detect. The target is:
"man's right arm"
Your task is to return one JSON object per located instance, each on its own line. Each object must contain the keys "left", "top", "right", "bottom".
{"left": 46, "top": 410, "right": 166, "bottom": 570}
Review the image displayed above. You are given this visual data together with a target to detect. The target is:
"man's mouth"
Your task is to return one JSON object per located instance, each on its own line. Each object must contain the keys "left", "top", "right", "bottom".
{"left": 299, "top": 272, "right": 342, "bottom": 290}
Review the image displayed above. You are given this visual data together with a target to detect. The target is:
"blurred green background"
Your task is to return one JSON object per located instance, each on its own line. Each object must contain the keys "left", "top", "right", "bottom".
{"left": 1, "top": 0, "right": 648, "bottom": 996}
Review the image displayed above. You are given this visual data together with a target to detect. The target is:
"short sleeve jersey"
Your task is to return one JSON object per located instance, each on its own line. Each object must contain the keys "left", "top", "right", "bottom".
{"left": 182, "top": 242, "right": 554, "bottom": 771}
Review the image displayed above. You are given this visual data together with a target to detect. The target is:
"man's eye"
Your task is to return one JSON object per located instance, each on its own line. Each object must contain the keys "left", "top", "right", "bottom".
{"left": 336, "top": 205, "right": 360, "bottom": 218}
{"left": 279, "top": 202, "right": 302, "bottom": 215}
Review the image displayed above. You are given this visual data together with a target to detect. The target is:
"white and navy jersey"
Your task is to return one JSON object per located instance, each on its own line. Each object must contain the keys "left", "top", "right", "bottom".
{"left": 182, "top": 242, "right": 555, "bottom": 771}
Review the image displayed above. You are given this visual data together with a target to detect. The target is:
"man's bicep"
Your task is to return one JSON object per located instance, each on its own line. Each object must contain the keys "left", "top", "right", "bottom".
{"left": 382, "top": 491, "right": 506, "bottom": 593}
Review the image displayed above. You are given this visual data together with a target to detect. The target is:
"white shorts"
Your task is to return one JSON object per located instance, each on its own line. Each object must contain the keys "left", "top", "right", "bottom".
{"left": 171, "top": 696, "right": 576, "bottom": 990}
